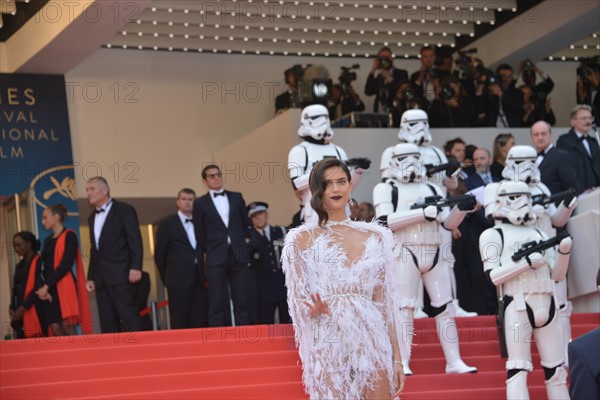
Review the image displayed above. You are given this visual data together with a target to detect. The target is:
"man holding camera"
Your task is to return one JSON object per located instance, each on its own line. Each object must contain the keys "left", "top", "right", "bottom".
{"left": 476, "top": 64, "right": 523, "bottom": 127}
{"left": 576, "top": 61, "right": 600, "bottom": 122}
{"left": 410, "top": 46, "right": 439, "bottom": 110}
{"left": 364, "top": 47, "right": 408, "bottom": 114}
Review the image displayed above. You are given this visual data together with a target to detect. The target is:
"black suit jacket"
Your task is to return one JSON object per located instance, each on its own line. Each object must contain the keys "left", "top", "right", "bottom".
{"left": 464, "top": 172, "right": 499, "bottom": 191}
{"left": 248, "top": 225, "right": 287, "bottom": 304}
{"left": 365, "top": 68, "right": 409, "bottom": 113}
{"left": 556, "top": 129, "right": 600, "bottom": 191}
{"left": 154, "top": 214, "right": 203, "bottom": 289}
{"left": 192, "top": 190, "right": 251, "bottom": 267}
{"left": 88, "top": 199, "right": 143, "bottom": 288}
{"left": 538, "top": 146, "right": 583, "bottom": 195}
{"left": 568, "top": 328, "right": 600, "bottom": 400}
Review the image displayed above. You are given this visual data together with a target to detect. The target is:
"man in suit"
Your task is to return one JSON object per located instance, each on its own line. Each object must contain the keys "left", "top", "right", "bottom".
{"left": 85, "top": 176, "right": 142, "bottom": 333}
{"left": 247, "top": 202, "right": 290, "bottom": 325}
{"left": 364, "top": 46, "right": 409, "bottom": 114}
{"left": 464, "top": 148, "right": 497, "bottom": 191}
{"left": 557, "top": 105, "right": 600, "bottom": 192}
{"left": 530, "top": 121, "right": 583, "bottom": 195}
{"left": 155, "top": 188, "right": 205, "bottom": 329}
{"left": 192, "top": 164, "right": 251, "bottom": 327}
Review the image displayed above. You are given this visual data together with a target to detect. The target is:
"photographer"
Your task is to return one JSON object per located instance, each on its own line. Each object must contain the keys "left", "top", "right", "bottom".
{"left": 517, "top": 59, "right": 556, "bottom": 126}
{"left": 328, "top": 84, "right": 365, "bottom": 120}
{"left": 364, "top": 46, "right": 408, "bottom": 114}
{"left": 409, "top": 46, "right": 440, "bottom": 109}
{"left": 475, "top": 64, "right": 523, "bottom": 127}
{"left": 275, "top": 66, "right": 300, "bottom": 115}
{"left": 429, "top": 75, "right": 476, "bottom": 127}
{"left": 576, "top": 60, "right": 600, "bottom": 122}
{"left": 519, "top": 84, "right": 556, "bottom": 127}
{"left": 391, "top": 81, "right": 420, "bottom": 127}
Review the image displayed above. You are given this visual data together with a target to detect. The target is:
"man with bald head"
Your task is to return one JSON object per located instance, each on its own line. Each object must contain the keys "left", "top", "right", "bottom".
{"left": 531, "top": 120, "right": 582, "bottom": 195}
{"left": 464, "top": 148, "right": 498, "bottom": 190}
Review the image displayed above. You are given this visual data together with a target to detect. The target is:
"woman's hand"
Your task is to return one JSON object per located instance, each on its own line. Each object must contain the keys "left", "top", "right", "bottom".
{"left": 303, "top": 293, "right": 332, "bottom": 318}
{"left": 393, "top": 361, "right": 406, "bottom": 397}
{"left": 35, "top": 285, "right": 52, "bottom": 302}
{"left": 11, "top": 306, "right": 25, "bottom": 321}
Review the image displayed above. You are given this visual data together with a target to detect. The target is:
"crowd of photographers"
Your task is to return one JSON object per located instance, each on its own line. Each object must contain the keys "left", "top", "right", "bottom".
{"left": 275, "top": 46, "right": 600, "bottom": 128}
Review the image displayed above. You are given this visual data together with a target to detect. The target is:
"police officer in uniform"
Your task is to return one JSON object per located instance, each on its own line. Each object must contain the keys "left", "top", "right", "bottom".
{"left": 247, "top": 202, "right": 290, "bottom": 324}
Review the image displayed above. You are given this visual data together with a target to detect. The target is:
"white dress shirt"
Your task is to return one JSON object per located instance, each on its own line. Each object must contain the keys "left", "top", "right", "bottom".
{"left": 178, "top": 211, "right": 197, "bottom": 249}
{"left": 94, "top": 198, "right": 113, "bottom": 249}
{"left": 209, "top": 189, "right": 230, "bottom": 227}
{"left": 575, "top": 130, "right": 592, "bottom": 157}
{"left": 536, "top": 144, "right": 553, "bottom": 166}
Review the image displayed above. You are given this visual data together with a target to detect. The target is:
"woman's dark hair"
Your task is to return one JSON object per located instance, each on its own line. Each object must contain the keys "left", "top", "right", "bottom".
{"left": 309, "top": 158, "right": 352, "bottom": 228}
{"left": 13, "top": 231, "right": 40, "bottom": 252}
{"left": 48, "top": 203, "right": 68, "bottom": 223}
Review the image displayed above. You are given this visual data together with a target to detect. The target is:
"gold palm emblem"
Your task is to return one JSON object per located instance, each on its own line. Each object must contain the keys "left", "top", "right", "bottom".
{"left": 43, "top": 176, "right": 77, "bottom": 200}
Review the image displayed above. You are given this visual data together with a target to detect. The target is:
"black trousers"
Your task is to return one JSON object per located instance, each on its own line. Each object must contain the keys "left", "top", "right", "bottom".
{"left": 259, "top": 299, "right": 291, "bottom": 325}
{"left": 206, "top": 251, "right": 250, "bottom": 327}
{"left": 96, "top": 283, "right": 140, "bottom": 333}
{"left": 167, "top": 274, "right": 206, "bottom": 329}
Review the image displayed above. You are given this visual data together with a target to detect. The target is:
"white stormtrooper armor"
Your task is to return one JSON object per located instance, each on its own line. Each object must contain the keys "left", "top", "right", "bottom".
{"left": 483, "top": 145, "right": 577, "bottom": 364}
{"left": 381, "top": 109, "right": 468, "bottom": 317}
{"left": 288, "top": 104, "right": 367, "bottom": 223}
{"left": 479, "top": 181, "right": 572, "bottom": 400}
{"left": 373, "top": 143, "right": 478, "bottom": 376}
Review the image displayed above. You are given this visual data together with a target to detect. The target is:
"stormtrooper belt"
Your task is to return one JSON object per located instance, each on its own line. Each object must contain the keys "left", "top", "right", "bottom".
{"left": 503, "top": 279, "right": 555, "bottom": 311}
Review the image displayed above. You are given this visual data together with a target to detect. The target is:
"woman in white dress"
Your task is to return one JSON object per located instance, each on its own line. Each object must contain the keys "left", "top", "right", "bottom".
{"left": 282, "top": 158, "right": 406, "bottom": 399}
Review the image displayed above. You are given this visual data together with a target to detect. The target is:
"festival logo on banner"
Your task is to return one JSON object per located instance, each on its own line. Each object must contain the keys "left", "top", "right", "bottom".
{"left": 0, "top": 74, "right": 79, "bottom": 241}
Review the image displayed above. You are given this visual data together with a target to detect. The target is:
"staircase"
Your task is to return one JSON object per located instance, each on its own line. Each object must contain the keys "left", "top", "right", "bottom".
{"left": 1, "top": 314, "right": 598, "bottom": 399}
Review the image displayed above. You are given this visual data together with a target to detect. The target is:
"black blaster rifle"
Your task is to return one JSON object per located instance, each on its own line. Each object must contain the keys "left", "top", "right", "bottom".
{"left": 511, "top": 230, "right": 570, "bottom": 262}
{"left": 495, "top": 230, "right": 570, "bottom": 358}
{"left": 410, "top": 194, "right": 476, "bottom": 211}
{"left": 531, "top": 188, "right": 576, "bottom": 208}
{"left": 423, "top": 159, "right": 460, "bottom": 177}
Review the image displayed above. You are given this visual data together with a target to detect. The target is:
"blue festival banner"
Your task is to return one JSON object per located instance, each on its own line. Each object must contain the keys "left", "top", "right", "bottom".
{"left": 1, "top": 73, "right": 79, "bottom": 242}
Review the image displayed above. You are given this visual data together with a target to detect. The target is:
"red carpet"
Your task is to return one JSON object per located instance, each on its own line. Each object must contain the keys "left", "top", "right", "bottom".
{"left": 1, "top": 313, "right": 598, "bottom": 399}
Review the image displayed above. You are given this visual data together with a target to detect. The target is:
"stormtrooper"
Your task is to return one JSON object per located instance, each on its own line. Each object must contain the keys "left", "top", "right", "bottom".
{"left": 483, "top": 145, "right": 577, "bottom": 365}
{"left": 288, "top": 104, "right": 370, "bottom": 224}
{"left": 373, "top": 143, "right": 478, "bottom": 376}
{"left": 479, "top": 181, "right": 572, "bottom": 400}
{"left": 380, "top": 109, "right": 473, "bottom": 318}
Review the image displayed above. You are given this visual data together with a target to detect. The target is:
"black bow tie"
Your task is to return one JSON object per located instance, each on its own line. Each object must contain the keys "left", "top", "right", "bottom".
{"left": 537, "top": 152, "right": 545, "bottom": 157}
{"left": 95, "top": 208, "right": 106, "bottom": 214}
{"left": 185, "top": 218, "right": 192, "bottom": 223}
{"left": 579, "top": 135, "right": 589, "bottom": 142}
{"left": 213, "top": 191, "right": 226, "bottom": 198}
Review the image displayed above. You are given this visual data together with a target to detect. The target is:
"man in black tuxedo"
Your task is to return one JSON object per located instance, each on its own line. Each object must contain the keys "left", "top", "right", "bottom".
{"left": 192, "top": 164, "right": 251, "bottom": 327}
{"left": 531, "top": 121, "right": 583, "bottom": 195}
{"left": 85, "top": 176, "right": 142, "bottom": 333}
{"left": 247, "top": 202, "right": 290, "bottom": 325}
{"left": 155, "top": 188, "right": 205, "bottom": 329}
{"left": 557, "top": 105, "right": 600, "bottom": 192}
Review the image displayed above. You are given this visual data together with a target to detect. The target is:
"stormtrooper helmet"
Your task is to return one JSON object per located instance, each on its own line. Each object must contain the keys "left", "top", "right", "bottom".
{"left": 397, "top": 109, "right": 432, "bottom": 145}
{"left": 298, "top": 104, "right": 334, "bottom": 140}
{"left": 502, "top": 145, "right": 541, "bottom": 184}
{"left": 390, "top": 143, "right": 426, "bottom": 183}
{"left": 493, "top": 181, "right": 536, "bottom": 225}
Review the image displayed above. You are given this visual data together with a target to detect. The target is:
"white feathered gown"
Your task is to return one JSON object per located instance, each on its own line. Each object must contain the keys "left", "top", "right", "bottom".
{"left": 282, "top": 221, "right": 403, "bottom": 399}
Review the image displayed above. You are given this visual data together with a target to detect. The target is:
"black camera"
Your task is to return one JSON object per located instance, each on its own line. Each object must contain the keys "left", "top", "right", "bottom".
{"left": 442, "top": 84, "right": 456, "bottom": 99}
{"left": 403, "top": 87, "right": 416, "bottom": 102}
{"left": 339, "top": 65, "right": 359, "bottom": 86}
{"left": 378, "top": 57, "right": 392, "bottom": 70}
